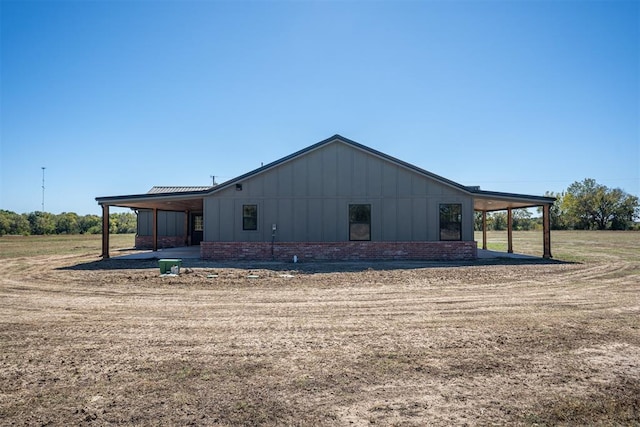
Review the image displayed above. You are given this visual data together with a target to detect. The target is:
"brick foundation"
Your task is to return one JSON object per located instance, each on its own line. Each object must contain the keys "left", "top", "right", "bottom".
{"left": 200, "top": 241, "right": 477, "bottom": 261}
{"left": 135, "top": 235, "right": 186, "bottom": 249}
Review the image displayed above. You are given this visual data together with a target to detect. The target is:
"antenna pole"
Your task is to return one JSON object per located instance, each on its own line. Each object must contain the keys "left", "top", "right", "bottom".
{"left": 41, "top": 167, "right": 46, "bottom": 212}
{"left": 210, "top": 175, "right": 216, "bottom": 186}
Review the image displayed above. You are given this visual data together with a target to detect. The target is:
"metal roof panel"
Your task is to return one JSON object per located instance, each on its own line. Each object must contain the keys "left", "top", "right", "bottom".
{"left": 147, "top": 186, "right": 212, "bottom": 194}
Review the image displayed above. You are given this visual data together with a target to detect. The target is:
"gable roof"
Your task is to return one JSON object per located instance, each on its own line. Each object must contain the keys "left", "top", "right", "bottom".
{"left": 96, "top": 134, "right": 555, "bottom": 211}
{"left": 207, "top": 134, "right": 471, "bottom": 195}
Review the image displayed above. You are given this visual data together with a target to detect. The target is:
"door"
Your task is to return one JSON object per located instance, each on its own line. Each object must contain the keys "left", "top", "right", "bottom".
{"left": 191, "top": 213, "right": 203, "bottom": 245}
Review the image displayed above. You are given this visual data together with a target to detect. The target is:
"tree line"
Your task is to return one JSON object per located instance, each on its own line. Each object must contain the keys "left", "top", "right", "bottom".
{"left": 0, "top": 210, "right": 137, "bottom": 236}
{"left": 477, "top": 178, "right": 639, "bottom": 231}
{"left": 475, "top": 209, "right": 543, "bottom": 231}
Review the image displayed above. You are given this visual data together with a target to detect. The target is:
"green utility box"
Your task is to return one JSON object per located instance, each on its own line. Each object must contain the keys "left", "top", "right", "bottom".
{"left": 159, "top": 259, "right": 182, "bottom": 274}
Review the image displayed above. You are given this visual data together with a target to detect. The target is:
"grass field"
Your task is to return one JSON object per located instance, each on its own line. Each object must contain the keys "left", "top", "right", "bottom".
{"left": 1, "top": 231, "right": 638, "bottom": 425}
{"left": 475, "top": 230, "right": 640, "bottom": 263}
{"left": 0, "top": 233, "right": 135, "bottom": 259}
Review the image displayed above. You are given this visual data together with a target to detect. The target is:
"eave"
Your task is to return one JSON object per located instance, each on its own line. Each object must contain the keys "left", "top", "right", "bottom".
{"left": 95, "top": 190, "right": 208, "bottom": 211}
{"left": 471, "top": 190, "right": 556, "bottom": 212}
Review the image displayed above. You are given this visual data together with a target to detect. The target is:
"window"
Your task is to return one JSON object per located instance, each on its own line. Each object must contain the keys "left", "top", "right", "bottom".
{"left": 349, "top": 204, "right": 371, "bottom": 241}
{"left": 193, "top": 215, "right": 203, "bottom": 232}
{"left": 440, "top": 204, "right": 462, "bottom": 241}
{"left": 243, "top": 205, "right": 258, "bottom": 230}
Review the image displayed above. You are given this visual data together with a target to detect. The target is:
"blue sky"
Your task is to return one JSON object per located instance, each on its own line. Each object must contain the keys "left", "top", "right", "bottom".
{"left": 1, "top": 0, "right": 638, "bottom": 215}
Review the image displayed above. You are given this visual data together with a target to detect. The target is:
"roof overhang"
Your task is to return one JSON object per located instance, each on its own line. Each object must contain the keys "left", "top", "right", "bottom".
{"left": 95, "top": 190, "right": 207, "bottom": 212}
{"left": 472, "top": 190, "right": 556, "bottom": 212}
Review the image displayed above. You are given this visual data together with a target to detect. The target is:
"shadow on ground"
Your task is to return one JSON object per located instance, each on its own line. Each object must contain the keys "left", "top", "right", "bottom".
{"left": 59, "top": 256, "right": 570, "bottom": 273}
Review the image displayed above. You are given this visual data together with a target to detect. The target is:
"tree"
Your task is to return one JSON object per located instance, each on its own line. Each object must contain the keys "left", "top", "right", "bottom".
{"left": 539, "top": 191, "right": 569, "bottom": 230}
{"left": 79, "top": 215, "right": 102, "bottom": 234}
{"left": 474, "top": 211, "right": 484, "bottom": 231}
{"left": 562, "top": 179, "right": 639, "bottom": 230}
{"left": 0, "top": 210, "right": 14, "bottom": 236}
{"left": 27, "top": 211, "right": 56, "bottom": 235}
{"left": 610, "top": 191, "right": 640, "bottom": 230}
{"left": 0, "top": 210, "right": 30, "bottom": 235}
{"left": 512, "top": 209, "right": 534, "bottom": 231}
{"left": 490, "top": 212, "right": 508, "bottom": 231}
{"left": 56, "top": 212, "right": 80, "bottom": 234}
{"left": 111, "top": 212, "right": 137, "bottom": 234}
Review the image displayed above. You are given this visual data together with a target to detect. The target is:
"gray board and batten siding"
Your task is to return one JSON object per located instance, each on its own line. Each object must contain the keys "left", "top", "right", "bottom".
{"left": 137, "top": 210, "right": 186, "bottom": 237}
{"left": 203, "top": 140, "right": 474, "bottom": 243}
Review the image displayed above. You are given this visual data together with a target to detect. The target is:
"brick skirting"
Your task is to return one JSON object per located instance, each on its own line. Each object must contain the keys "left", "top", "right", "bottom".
{"left": 200, "top": 241, "right": 477, "bottom": 261}
{"left": 135, "top": 235, "right": 186, "bottom": 249}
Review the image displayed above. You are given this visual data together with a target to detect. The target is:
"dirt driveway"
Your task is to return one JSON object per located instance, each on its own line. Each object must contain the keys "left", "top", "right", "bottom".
{"left": 1, "top": 253, "right": 639, "bottom": 425}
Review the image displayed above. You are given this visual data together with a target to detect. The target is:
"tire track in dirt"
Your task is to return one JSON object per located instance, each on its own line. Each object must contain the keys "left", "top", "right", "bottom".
{"left": 2, "top": 253, "right": 639, "bottom": 426}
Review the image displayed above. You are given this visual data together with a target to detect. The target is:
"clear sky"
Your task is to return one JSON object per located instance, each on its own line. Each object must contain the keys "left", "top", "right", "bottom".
{"left": 1, "top": 0, "right": 638, "bottom": 215}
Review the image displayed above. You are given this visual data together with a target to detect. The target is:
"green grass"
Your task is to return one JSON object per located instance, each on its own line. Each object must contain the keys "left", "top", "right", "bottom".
{"left": 0, "top": 234, "right": 135, "bottom": 259}
{"left": 475, "top": 230, "right": 640, "bottom": 263}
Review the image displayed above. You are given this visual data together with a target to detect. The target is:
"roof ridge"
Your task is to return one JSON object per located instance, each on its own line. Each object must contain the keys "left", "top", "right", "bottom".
{"left": 207, "top": 134, "right": 471, "bottom": 195}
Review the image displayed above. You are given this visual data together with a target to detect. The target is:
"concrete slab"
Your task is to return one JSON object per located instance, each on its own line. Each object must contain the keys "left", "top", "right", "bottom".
{"left": 113, "top": 246, "right": 201, "bottom": 260}
{"left": 113, "top": 247, "right": 539, "bottom": 261}
{"left": 477, "top": 249, "right": 540, "bottom": 260}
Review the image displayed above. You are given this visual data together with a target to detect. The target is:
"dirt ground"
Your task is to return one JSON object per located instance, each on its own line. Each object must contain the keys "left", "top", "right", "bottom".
{"left": 1, "top": 249, "right": 639, "bottom": 425}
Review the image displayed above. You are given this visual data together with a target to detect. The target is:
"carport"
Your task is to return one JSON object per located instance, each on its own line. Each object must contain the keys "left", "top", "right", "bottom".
{"left": 96, "top": 188, "right": 209, "bottom": 259}
{"left": 472, "top": 189, "right": 555, "bottom": 259}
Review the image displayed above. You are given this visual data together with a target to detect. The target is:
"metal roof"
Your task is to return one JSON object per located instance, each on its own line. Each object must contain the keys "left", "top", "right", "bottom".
{"left": 96, "top": 134, "right": 555, "bottom": 211}
{"left": 147, "top": 186, "right": 212, "bottom": 194}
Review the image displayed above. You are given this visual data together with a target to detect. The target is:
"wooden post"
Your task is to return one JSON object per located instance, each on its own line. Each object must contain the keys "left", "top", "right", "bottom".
{"left": 482, "top": 210, "right": 487, "bottom": 250}
{"left": 152, "top": 208, "right": 158, "bottom": 252}
{"left": 543, "top": 204, "right": 552, "bottom": 259}
{"left": 507, "top": 207, "right": 513, "bottom": 253}
{"left": 101, "top": 204, "right": 110, "bottom": 258}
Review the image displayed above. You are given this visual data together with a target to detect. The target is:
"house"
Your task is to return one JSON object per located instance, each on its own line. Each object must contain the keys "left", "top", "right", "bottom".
{"left": 96, "top": 135, "right": 555, "bottom": 260}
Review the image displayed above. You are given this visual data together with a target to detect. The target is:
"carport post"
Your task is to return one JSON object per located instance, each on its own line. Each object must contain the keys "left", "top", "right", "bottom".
{"left": 481, "top": 210, "right": 487, "bottom": 250}
{"left": 543, "top": 204, "right": 552, "bottom": 258}
{"left": 507, "top": 207, "right": 513, "bottom": 253}
{"left": 101, "top": 204, "right": 110, "bottom": 259}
